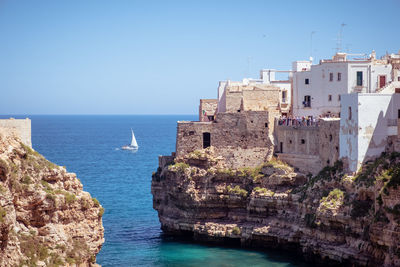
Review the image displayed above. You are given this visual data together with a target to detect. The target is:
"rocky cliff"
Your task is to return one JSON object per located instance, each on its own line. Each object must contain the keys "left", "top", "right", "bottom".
{"left": 152, "top": 147, "right": 400, "bottom": 266}
{"left": 0, "top": 132, "right": 104, "bottom": 266}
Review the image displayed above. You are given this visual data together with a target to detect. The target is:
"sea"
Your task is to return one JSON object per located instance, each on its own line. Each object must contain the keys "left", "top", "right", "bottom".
{"left": 1, "top": 115, "right": 310, "bottom": 267}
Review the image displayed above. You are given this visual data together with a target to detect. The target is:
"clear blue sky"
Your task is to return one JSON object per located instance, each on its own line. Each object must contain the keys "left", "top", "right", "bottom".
{"left": 1, "top": 0, "right": 399, "bottom": 115}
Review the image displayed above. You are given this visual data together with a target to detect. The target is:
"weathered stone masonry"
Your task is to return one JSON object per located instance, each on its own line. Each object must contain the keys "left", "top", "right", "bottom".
{"left": 274, "top": 118, "right": 340, "bottom": 174}
{"left": 176, "top": 111, "right": 274, "bottom": 168}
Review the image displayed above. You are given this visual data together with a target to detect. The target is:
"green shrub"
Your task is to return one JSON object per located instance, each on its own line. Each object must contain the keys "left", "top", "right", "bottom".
{"left": 168, "top": 162, "right": 190, "bottom": 172}
{"left": 216, "top": 168, "right": 236, "bottom": 177}
{"left": 64, "top": 192, "right": 76, "bottom": 204}
{"left": 237, "top": 166, "right": 264, "bottom": 181}
{"left": 18, "top": 232, "right": 51, "bottom": 266}
{"left": 187, "top": 150, "right": 202, "bottom": 159}
{"left": 41, "top": 180, "right": 53, "bottom": 194}
{"left": 21, "top": 175, "right": 32, "bottom": 185}
{"left": 226, "top": 185, "right": 248, "bottom": 198}
{"left": 99, "top": 207, "right": 105, "bottom": 217}
{"left": 232, "top": 226, "right": 241, "bottom": 235}
{"left": 319, "top": 188, "right": 344, "bottom": 211}
{"left": 253, "top": 187, "right": 275, "bottom": 196}
{"left": 20, "top": 142, "right": 39, "bottom": 157}
{"left": 92, "top": 198, "right": 100, "bottom": 207}
{"left": 263, "top": 158, "right": 292, "bottom": 171}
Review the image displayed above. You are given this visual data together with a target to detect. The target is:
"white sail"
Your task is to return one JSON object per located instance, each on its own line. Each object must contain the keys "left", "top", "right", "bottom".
{"left": 130, "top": 129, "right": 138, "bottom": 148}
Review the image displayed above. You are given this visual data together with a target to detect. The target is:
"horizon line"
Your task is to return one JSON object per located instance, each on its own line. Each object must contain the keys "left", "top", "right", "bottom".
{"left": 0, "top": 113, "right": 197, "bottom": 116}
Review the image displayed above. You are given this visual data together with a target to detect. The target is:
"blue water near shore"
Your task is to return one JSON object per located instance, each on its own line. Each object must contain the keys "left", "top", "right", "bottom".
{"left": 1, "top": 115, "right": 309, "bottom": 266}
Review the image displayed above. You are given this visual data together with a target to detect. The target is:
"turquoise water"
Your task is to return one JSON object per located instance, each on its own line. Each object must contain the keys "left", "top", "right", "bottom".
{"left": 1, "top": 115, "right": 309, "bottom": 266}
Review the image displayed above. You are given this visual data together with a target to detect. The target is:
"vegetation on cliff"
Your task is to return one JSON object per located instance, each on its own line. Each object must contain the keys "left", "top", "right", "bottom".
{"left": 153, "top": 147, "right": 400, "bottom": 266}
{"left": 0, "top": 135, "right": 104, "bottom": 266}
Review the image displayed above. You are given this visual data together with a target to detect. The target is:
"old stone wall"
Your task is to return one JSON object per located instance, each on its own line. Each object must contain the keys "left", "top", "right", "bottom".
{"left": 318, "top": 119, "right": 340, "bottom": 166}
{"left": 176, "top": 111, "right": 274, "bottom": 168}
{"left": 199, "top": 99, "right": 218, "bottom": 122}
{"left": 223, "top": 84, "right": 280, "bottom": 113}
{"left": 242, "top": 89, "right": 280, "bottom": 111}
{"left": 0, "top": 118, "right": 32, "bottom": 147}
{"left": 274, "top": 118, "right": 340, "bottom": 174}
{"left": 176, "top": 121, "right": 213, "bottom": 157}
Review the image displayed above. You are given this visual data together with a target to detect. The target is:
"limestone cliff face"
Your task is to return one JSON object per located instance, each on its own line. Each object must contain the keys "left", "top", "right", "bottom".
{"left": 0, "top": 133, "right": 104, "bottom": 266}
{"left": 152, "top": 148, "right": 400, "bottom": 266}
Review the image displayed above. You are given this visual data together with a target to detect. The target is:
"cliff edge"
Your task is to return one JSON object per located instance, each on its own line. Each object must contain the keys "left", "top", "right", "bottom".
{"left": 0, "top": 132, "right": 104, "bottom": 266}
{"left": 152, "top": 147, "right": 400, "bottom": 266}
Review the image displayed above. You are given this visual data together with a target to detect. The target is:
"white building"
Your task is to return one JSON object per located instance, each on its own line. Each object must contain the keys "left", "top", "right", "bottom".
{"left": 293, "top": 52, "right": 393, "bottom": 118}
{"left": 339, "top": 93, "right": 400, "bottom": 172}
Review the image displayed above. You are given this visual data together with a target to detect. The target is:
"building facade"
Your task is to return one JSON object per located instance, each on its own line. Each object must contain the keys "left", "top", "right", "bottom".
{"left": 293, "top": 52, "right": 392, "bottom": 118}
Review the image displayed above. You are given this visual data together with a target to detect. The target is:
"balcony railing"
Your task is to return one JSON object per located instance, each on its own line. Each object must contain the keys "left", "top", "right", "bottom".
{"left": 277, "top": 117, "right": 319, "bottom": 127}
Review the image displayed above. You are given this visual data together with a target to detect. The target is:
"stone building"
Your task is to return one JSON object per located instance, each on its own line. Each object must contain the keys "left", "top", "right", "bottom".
{"left": 173, "top": 49, "right": 400, "bottom": 174}
{"left": 274, "top": 118, "right": 340, "bottom": 174}
{"left": 176, "top": 111, "right": 274, "bottom": 168}
{"left": 177, "top": 81, "right": 282, "bottom": 168}
{"left": 199, "top": 99, "right": 218, "bottom": 122}
{"left": 0, "top": 118, "right": 32, "bottom": 147}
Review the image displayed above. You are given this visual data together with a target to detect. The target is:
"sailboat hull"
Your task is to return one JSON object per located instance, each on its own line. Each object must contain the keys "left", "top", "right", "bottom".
{"left": 121, "top": 145, "right": 138, "bottom": 150}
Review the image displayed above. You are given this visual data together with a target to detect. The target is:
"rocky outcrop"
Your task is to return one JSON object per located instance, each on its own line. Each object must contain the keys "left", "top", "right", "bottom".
{"left": 0, "top": 132, "right": 104, "bottom": 266}
{"left": 152, "top": 148, "right": 400, "bottom": 266}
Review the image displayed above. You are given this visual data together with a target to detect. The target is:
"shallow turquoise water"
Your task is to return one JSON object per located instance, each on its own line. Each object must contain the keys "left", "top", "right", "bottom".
{"left": 1, "top": 115, "right": 309, "bottom": 266}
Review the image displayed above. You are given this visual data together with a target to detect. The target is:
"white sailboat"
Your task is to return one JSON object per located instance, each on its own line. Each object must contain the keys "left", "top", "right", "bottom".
{"left": 122, "top": 128, "right": 139, "bottom": 150}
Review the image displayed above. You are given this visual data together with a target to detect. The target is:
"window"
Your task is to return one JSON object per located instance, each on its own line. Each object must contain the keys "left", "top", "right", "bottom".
{"left": 237, "top": 110, "right": 241, "bottom": 112}
{"left": 328, "top": 95, "right": 332, "bottom": 101}
{"left": 203, "top": 132, "right": 211, "bottom": 148}
{"left": 303, "top": 95, "right": 311, "bottom": 107}
{"left": 398, "top": 109, "right": 400, "bottom": 119}
{"left": 337, "top": 72, "right": 341, "bottom": 81}
{"left": 305, "top": 78, "right": 309, "bottom": 85}
{"left": 265, "top": 123, "right": 268, "bottom": 128}
{"left": 348, "top": 107, "right": 352, "bottom": 120}
{"left": 189, "top": 131, "right": 195, "bottom": 136}
{"left": 329, "top": 73, "right": 333, "bottom": 81}
{"left": 301, "top": 139, "right": 305, "bottom": 144}
{"left": 329, "top": 134, "right": 333, "bottom": 141}
{"left": 282, "top": 91, "right": 287, "bottom": 103}
{"left": 398, "top": 77, "right": 400, "bottom": 82}
{"left": 356, "top": 71, "right": 363, "bottom": 86}
{"left": 338, "top": 95, "right": 341, "bottom": 101}
{"left": 280, "top": 142, "right": 283, "bottom": 153}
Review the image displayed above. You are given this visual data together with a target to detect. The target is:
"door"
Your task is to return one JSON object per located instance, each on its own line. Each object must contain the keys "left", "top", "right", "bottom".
{"left": 379, "top": 75, "right": 386, "bottom": 88}
{"left": 203, "top": 132, "right": 211, "bottom": 148}
{"left": 280, "top": 142, "right": 283, "bottom": 153}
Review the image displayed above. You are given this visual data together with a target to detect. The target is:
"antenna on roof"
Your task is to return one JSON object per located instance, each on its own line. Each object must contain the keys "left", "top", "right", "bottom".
{"left": 336, "top": 23, "right": 346, "bottom": 53}
{"left": 310, "top": 31, "right": 316, "bottom": 62}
